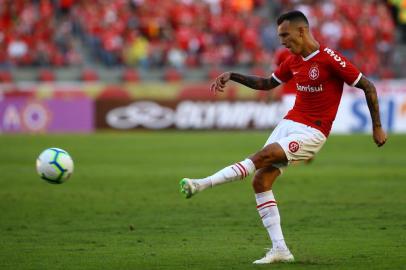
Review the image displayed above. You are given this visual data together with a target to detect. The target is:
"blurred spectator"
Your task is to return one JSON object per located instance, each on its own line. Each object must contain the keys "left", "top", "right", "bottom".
{"left": 388, "top": 0, "right": 406, "bottom": 43}
{"left": 0, "top": 0, "right": 398, "bottom": 79}
{"left": 167, "top": 45, "right": 187, "bottom": 69}
{"left": 0, "top": 0, "right": 82, "bottom": 67}
{"left": 122, "top": 31, "right": 149, "bottom": 68}
{"left": 7, "top": 37, "right": 28, "bottom": 62}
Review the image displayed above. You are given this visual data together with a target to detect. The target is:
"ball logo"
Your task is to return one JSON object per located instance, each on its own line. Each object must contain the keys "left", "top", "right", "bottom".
{"left": 309, "top": 66, "right": 319, "bottom": 80}
{"left": 288, "top": 141, "right": 300, "bottom": 153}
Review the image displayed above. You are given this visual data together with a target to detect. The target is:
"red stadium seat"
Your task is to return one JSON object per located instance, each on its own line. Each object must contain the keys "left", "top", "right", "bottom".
{"left": 38, "top": 69, "right": 56, "bottom": 81}
{"left": 81, "top": 69, "right": 99, "bottom": 81}
{"left": 0, "top": 71, "right": 13, "bottom": 83}
{"left": 122, "top": 69, "right": 140, "bottom": 82}
{"left": 163, "top": 68, "right": 183, "bottom": 82}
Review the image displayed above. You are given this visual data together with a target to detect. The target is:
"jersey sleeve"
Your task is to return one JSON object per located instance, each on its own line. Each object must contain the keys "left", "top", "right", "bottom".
{"left": 324, "top": 48, "right": 362, "bottom": 86}
{"left": 272, "top": 56, "right": 293, "bottom": 84}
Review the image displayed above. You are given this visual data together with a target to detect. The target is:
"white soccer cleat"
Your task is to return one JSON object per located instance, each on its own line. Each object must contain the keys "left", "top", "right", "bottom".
{"left": 179, "top": 178, "right": 199, "bottom": 199}
{"left": 253, "top": 248, "right": 294, "bottom": 264}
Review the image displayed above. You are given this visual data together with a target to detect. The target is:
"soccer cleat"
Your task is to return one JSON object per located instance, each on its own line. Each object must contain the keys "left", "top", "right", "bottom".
{"left": 179, "top": 178, "right": 199, "bottom": 199}
{"left": 253, "top": 248, "right": 294, "bottom": 264}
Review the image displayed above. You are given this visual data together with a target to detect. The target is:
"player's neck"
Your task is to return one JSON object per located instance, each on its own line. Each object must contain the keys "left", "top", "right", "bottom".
{"left": 300, "top": 39, "right": 320, "bottom": 58}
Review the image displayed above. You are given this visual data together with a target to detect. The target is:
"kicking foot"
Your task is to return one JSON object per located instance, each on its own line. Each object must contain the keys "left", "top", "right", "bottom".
{"left": 253, "top": 248, "right": 294, "bottom": 264}
{"left": 179, "top": 178, "right": 199, "bottom": 199}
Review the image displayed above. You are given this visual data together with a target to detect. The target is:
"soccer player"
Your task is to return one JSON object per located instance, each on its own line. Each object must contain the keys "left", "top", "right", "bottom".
{"left": 179, "top": 10, "right": 387, "bottom": 264}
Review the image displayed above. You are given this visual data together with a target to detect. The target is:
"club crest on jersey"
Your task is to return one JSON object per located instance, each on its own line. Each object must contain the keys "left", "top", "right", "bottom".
{"left": 288, "top": 141, "right": 300, "bottom": 153}
{"left": 308, "top": 66, "right": 319, "bottom": 80}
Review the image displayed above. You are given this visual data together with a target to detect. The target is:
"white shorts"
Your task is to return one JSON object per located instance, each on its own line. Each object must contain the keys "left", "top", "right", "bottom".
{"left": 264, "top": 119, "right": 327, "bottom": 169}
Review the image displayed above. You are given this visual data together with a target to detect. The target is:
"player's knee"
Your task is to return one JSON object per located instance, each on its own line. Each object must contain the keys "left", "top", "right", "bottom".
{"left": 251, "top": 145, "right": 281, "bottom": 169}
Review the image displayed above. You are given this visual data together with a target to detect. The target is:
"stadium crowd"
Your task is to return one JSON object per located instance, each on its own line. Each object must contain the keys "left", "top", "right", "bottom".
{"left": 0, "top": 0, "right": 402, "bottom": 79}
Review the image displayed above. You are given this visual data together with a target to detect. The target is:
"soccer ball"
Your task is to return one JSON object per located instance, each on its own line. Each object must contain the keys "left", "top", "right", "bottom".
{"left": 36, "top": 148, "right": 74, "bottom": 184}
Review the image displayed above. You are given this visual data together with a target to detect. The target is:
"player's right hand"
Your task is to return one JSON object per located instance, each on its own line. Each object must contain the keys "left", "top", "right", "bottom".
{"left": 210, "top": 72, "right": 231, "bottom": 93}
{"left": 372, "top": 126, "right": 387, "bottom": 147}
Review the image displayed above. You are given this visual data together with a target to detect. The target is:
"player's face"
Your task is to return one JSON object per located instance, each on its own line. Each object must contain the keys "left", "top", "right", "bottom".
{"left": 277, "top": 21, "right": 304, "bottom": 55}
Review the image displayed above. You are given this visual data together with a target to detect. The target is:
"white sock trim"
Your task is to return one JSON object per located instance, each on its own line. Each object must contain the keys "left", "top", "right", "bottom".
{"left": 240, "top": 158, "right": 256, "bottom": 175}
{"left": 255, "top": 190, "right": 275, "bottom": 205}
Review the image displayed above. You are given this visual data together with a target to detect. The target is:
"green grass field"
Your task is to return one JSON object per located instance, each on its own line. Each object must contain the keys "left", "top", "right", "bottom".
{"left": 0, "top": 132, "right": 405, "bottom": 270}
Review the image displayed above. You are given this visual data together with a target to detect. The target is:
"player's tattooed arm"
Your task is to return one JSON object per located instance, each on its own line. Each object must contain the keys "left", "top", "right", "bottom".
{"left": 355, "top": 75, "right": 387, "bottom": 146}
{"left": 210, "top": 72, "right": 280, "bottom": 93}
{"left": 355, "top": 76, "right": 382, "bottom": 128}
{"left": 230, "top": 73, "right": 280, "bottom": 90}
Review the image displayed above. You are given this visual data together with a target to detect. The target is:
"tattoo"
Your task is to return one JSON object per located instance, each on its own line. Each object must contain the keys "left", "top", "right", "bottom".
{"left": 355, "top": 76, "right": 382, "bottom": 128}
{"left": 230, "top": 72, "right": 280, "bottom": 90}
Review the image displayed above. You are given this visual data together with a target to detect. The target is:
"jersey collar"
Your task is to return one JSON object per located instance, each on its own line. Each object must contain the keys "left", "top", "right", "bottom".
{"left": 302, "top": 49, "right": 320, "bottom": 61}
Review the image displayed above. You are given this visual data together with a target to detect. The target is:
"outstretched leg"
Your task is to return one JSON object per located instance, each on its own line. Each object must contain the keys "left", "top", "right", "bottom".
{"left": 180, "top": 142, "right": 294, "bottom": 263}
{"left": 180, "top": 143, "right": 287, "bottom": 198}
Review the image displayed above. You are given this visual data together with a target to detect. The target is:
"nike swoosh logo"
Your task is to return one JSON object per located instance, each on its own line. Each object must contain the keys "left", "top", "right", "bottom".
{"left": 293, "top": 72, "right": 299, "bottom": 75}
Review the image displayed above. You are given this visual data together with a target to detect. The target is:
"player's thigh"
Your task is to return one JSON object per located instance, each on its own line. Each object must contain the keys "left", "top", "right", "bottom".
{"left": 251, "top": 142, "right": 288, "bottom": 168}
{"left": 261, "top": 119, "right": 326, "bottom": 170}
{"left": 277, "top": 128, "right": 326, "bottom": 162}
{"left": 263, "top": 120, "right": 290, "bottom": 147}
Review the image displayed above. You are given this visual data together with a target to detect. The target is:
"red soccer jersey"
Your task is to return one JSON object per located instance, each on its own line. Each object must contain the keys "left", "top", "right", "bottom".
{"left": 272, "top": 46, "right": 362, "bottom": 137}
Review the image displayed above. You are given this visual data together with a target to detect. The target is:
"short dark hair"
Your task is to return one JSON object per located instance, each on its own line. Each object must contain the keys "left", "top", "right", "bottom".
{"left": 277, "top": 10, "right": 309, "bottom": 26}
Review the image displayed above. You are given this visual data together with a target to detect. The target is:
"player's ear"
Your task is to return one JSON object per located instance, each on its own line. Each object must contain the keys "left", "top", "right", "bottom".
{"left": 298, "top": 26, "right": 305, "bottom": 37}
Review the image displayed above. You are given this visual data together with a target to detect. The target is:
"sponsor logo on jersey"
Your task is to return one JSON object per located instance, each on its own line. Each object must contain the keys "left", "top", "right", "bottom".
{"left": 324, "top": 47, "right": 346, "bottom": 68}
{"left": 296, "top": 83, "right": 323, "bottom": 92}
{"left": 309, "top": 66, "right": 319, "bottom": 80}
{"left": 288, "top": 141, "right": 300, "bottom": 153}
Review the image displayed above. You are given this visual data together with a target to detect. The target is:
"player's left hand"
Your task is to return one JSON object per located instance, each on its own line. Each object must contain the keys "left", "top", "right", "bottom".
{"left": 372, "top": 126, "right": 387, "bottom": 147}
